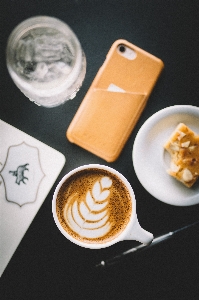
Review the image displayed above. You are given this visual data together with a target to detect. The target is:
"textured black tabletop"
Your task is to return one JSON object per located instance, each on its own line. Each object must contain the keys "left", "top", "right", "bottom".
{"left": 1, "top": 1, "right": 199, "bottom": 299}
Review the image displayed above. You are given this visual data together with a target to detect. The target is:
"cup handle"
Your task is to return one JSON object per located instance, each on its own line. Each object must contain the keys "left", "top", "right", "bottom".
{"left": 124, "top": 215, "right": 154, "bottom": 245}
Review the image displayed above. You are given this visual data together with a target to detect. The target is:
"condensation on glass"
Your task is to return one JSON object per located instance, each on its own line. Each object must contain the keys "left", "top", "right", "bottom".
{"left": 6, "top": 16, "right": 86, "bottom": 107}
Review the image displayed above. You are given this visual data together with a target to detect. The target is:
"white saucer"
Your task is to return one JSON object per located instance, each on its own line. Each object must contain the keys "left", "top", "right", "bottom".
{"left": 132, "top": 105, "right": 199, "bottom": 206}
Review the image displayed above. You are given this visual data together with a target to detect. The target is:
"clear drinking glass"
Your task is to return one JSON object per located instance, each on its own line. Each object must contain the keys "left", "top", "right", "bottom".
{"left": 6, "top": 16, "right": 86, "bottom": 107}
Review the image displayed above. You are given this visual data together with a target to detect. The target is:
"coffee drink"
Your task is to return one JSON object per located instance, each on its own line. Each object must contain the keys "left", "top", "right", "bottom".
{"left": 53, "top": 165, "right": 154, "bottom": 248}
{"left": 56, "top": 168, "right": 132, "bottom": 244}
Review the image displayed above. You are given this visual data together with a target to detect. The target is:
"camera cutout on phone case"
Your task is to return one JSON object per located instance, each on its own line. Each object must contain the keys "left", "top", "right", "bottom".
{"left": 117, "top": 44, "right": 137, "bottom": 60}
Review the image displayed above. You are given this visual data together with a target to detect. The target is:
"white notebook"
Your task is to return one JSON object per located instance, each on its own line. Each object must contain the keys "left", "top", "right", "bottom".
{"left": 0, "top": 119, "right": 66, "bottom": 276}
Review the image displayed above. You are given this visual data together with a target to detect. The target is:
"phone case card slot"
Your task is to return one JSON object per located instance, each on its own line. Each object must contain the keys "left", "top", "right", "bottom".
{"left": 67, "top": 89, "right": 147, "bottom": 162}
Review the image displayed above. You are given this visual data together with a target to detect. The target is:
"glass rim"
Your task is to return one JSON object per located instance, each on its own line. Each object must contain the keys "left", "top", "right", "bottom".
{"left": 6, "top": 16, "right": 83, "bottom": 90}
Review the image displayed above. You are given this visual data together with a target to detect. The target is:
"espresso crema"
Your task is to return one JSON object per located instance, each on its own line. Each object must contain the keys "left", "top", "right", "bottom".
{"left": 56, "top": 168, "right": 132, "bottom": 244}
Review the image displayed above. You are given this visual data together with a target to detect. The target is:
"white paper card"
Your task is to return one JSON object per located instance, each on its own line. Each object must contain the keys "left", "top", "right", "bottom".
{"left": 107, "top": 84, "right": 125, "bottom": 93}
{"left": 0, "top": 120, "right": 66, "bottom": 276}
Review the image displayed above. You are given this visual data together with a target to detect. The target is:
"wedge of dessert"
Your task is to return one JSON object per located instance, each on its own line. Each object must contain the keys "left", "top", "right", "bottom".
{"left": 164, "top": 123, "right": 199, "bottom": 187}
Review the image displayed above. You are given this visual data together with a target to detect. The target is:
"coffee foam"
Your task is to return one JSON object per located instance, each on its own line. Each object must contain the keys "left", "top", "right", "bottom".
{"left": 56, "top": 168, "right": 132, "bottom": 244}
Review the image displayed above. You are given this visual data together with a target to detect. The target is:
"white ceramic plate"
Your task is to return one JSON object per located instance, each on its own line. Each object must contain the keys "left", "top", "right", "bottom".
{"left": 132, "top": 105, "right": 199, "bottom": 206}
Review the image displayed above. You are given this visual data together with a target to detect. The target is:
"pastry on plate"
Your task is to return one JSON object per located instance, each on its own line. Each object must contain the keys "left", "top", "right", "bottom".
{"left": 164, "top": 123, "right": 199, "bottom": 187}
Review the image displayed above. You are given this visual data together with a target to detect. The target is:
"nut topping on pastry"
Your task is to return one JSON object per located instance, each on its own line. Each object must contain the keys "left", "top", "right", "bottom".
{"left": 164, "top": 123, "right": 199, "bottom": 187}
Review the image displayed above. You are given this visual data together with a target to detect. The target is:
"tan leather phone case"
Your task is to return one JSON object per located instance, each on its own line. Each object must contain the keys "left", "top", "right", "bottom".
{"left": 67, "top": 39, "right": 164, "bottom": 162}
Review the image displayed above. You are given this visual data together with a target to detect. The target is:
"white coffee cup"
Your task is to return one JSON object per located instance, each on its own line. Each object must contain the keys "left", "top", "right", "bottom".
{"left": 52, "top": 164, "right": 153, "bottom": 249}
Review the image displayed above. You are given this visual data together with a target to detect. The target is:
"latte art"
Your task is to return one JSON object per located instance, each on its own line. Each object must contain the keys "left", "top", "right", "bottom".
{"left": 56, "top": 168, "right": 132, "bottom": 244}
{"left": 63, "top": 177, "right": 112, "bottom": 238}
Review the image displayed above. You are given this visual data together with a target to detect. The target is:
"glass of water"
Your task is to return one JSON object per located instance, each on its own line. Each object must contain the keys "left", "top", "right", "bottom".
{"left": 6, "top": 16, "right": 86, "bottom": 107}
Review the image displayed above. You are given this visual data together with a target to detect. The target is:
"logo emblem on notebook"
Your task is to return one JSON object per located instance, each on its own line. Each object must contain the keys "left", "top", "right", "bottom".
{"left": 0, "top": 142, "right": 45, "bottom": 206}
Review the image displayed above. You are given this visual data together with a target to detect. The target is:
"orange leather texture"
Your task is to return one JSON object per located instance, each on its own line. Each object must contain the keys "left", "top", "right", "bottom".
{"left": 67, "top": 39, "right": 164, "bottom": 162}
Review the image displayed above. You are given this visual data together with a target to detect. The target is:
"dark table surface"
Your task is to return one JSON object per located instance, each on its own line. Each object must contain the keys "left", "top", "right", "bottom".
{"left": 1, "top": 1, "right": 199, "bottom": 299}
